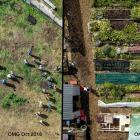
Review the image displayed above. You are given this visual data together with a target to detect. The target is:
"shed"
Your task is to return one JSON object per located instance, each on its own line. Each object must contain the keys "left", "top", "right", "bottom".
{"left": 63, "top": 84, "right": 80, "bottom": 121}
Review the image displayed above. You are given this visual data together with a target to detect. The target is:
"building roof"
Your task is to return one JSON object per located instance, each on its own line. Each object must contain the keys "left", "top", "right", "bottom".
{"left": 97, "top": 113, "right": 130, "bottom": 132}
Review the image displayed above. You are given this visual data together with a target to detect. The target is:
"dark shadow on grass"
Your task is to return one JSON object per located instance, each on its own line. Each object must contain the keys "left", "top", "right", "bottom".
{"left": 49, "top": 98, "right": 56, "bottom": 104}
{"left": 25, "top": 63, "right": 36, "bottom": 68}
{"left": 43, "top": 121, "right": 49, "bottom": 126}
{"left": 0, "top": 65, "right": 6, "bottom": 71}
{"left": 56, "top": 88, "right": 62, "bottom": 94}
{"left": 5, "top": 83, "right": 16, "bottom": 91}
{"left": 38, "top": 113, "right": 48, "bottom": 119}
{"left": 30, "top": 54, "right": 41, "bottom": 61}
{"left": 15, "top": 75, "right": 24, "bottom": 80}
{"left": 51, "top": 106, "right": 57, "bottom": 111}
{"left": 42, "top": 105, "right": 49, "bottom": 109}
{"left": 40, "top": 121, "right": 49, "bottom": 126}
{"left": 34, "top": 60, "right": 42, "bottom": 65}
{"left": 40, "top": 70, "right": 51, "bottom": 74}
{"left": 11, "top": 77, "right": 20, "bottom": 84}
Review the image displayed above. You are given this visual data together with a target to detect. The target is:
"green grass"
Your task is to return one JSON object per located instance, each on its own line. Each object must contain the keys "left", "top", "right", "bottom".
{"left": 1, "top": 92, "right": 27, "bottom": 109}
{"left": 0, "top": 1, "right": 62, "bottom": 112}
{"left": 52, "top": 0, "right": 63, "bottom": 17}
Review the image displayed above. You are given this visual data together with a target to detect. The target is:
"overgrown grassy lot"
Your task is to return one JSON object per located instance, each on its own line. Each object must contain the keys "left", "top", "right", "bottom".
{"left": 0, "top": 0, "right": 62, "bottom": 139}
{"left": 90, "top": 0, "right": 140, "bottom": 105}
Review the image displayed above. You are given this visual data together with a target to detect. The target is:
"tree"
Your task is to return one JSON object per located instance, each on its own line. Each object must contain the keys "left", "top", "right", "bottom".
{"left": 103, "top": 45, "right": 116, "bottom": 58}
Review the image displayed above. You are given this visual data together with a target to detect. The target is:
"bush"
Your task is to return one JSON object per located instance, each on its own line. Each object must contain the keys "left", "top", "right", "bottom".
{"left": 95, "top": 48, "right": 105, "bottom": 59}
{"left": 111, "top": 30, "right": 126, "bottom": 42}
{"left": 98, "top": 83, "right": 126, "bottom": 98}
{"left": 131, "top": 6, "right": 140, "bottom": 19}
{"left": 130, "top": 60, "right": 140, "bottom": 72}
{"left": 125, "top": 85, "right": 140, "bottom": 92}
{"left": 103, "top": 45, "right": 116, "bottom": 58}
{"left": 95, "top": 45, "right": 117, "bottom": 59}
{"left": 1, "top": 92, "right": 27, "bottom": 109}
{"left": 90, "top": 19, "right": 140, "bottom": 43}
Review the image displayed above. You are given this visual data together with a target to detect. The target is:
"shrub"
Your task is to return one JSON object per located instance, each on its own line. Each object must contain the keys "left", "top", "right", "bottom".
{"left": 103, "top": 45, "right": 117, "bottom": 58}
{"left": 90, "top": 19, "right": 140, "bottom": 43}
{"left": 98, "top": 83, "right": 126, "bottom": 98}
{"left": 131, "top": 6, "right": 140, "bottom": 19}
{"left": 111, "top": 30, "right": 126, "bottom": 42}
{"left": 1, "top": 92, "right": 27, "bottom": 108}
{"left": 95, "top": 48, "right": 105, "bottom": 59}
{"left": 130, "top": 60, "right": 140, "bottom": 72}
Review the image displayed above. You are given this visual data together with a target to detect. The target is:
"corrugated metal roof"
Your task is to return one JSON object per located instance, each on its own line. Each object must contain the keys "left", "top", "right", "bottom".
{"left": 63, "top": 84, "right": 80, "bottom": 120}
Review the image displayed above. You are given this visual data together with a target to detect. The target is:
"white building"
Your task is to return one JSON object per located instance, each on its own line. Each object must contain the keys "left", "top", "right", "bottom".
{"left": 97, "top": 113, "right": 130, "bottom": 132}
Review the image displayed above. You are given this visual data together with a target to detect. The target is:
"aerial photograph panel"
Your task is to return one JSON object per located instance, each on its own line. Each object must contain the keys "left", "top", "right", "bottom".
{"left": 0, "top": 0, "right": 62, "bottom": 140}
{"left": 63, "top": 0, "right": 140, "bottom": 140}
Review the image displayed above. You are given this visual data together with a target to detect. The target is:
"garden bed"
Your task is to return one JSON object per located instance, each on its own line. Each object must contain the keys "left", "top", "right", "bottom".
{"left": 104, "top": 9, "right": 131, "bottom": 19}
{"left": 110, "top": 20, "right": 132, "bottom": 30}
{"left": 95, "top": 59, "right": 130, "bottom": 72}
{"left": 93, "top": 0, "right": 139, "bottom": 8}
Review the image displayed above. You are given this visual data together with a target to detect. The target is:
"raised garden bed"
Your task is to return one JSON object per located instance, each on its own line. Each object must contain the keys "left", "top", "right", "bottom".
{"left": 110, "top": 20, "right": 132, "bottom": 30}
{"left": 93, "top": 0, "right": 139, "bottom": 8}
{"left": 95, "top": 59, "right": 130, "bottom": 72}
{"left": 104, "top": 9, "right": 131, "bottom": 19}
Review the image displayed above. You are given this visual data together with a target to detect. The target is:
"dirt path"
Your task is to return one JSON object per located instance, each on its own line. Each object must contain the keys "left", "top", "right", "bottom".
{"left": 64, "top": 0, "right": 99, "bottom": 139}
{"left": 64, "top": 0, "right": 132, "bottom": 140}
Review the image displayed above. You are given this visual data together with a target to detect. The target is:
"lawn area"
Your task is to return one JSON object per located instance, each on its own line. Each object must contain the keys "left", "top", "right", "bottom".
{"left": 0, "top": 0, "right": 62, "bottom": 139}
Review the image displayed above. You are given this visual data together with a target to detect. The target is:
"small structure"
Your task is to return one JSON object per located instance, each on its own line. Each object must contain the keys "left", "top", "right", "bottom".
{"left": 97, "top": 113, "right": 130, "bottom": 132}
{"left": 63, "top": 84, "right": 81, "bottom": 122}
{"left": 23, "top": 0, "right": 62, "bottom": 27}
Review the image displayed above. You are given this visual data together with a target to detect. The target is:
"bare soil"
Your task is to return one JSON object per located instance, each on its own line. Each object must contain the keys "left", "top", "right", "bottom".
{"left": 104, "top": 9, "right": 131, "bottom": 19}
{"left": 64, "top": 0, "right": 130, "bottom": 140}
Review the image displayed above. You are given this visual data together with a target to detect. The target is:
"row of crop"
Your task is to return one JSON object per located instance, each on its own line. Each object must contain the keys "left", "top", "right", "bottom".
{"left": 95, "top": 45, "right": 140, "bottom": 60}
{"left": 89, "top": 20, "right": 140, "bottom": 44}
{"left": 96, "top": 59, "right": 140, "bottom": 72}
{"left": 96, "top": 82, "right": 140, "bottom": 98}
{"left": 92, "top": 0, "right": 139, "bottom": 7}
{"left": 92, "top": 6, "right": 140, "bottom": 20}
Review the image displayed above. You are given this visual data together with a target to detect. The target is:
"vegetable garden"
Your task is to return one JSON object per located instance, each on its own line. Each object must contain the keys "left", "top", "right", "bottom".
{"left": 89, "top": 0, "right": 140, "bottom": 101}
